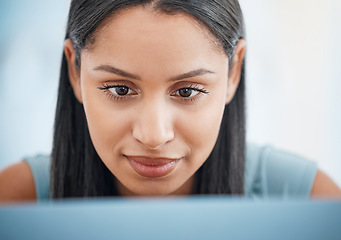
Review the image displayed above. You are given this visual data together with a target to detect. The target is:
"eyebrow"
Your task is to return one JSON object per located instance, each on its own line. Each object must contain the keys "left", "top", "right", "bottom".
{"left": 93, "top": 65, "right": 140, "bottom": 80}
{"left": 93, "top": 64, "right": 215, "bottom": 81}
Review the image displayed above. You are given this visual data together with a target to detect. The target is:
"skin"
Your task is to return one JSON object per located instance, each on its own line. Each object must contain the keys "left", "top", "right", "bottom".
{"left": 67, "top": 7, "right": 242, "bottom": 196}
{"left": 0, "top": 6, "right": 340, "bottom": 201}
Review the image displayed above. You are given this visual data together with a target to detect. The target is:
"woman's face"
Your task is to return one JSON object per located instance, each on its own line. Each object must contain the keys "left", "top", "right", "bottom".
{"left": 66, "top": 7, "right": 242, "bottom": 196}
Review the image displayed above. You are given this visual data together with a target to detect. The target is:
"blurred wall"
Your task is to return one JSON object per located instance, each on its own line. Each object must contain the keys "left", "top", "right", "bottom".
{"left": 0, "top": 0, "right": 70, "bottom": 167}
{"left": 240, "top": 0, "right": 341, "bottom": 186}
{"left": 1, "top": 0, "right": 340, "bottom": 186}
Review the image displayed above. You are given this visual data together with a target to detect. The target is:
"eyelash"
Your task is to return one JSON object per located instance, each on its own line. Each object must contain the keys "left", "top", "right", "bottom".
{"left": 98, "top": 84, "right": 136, "bottom": 101}
{"left": 98, "top": 83, "right": 210, "bottom": 102}
{"left": 172, "top": 85, "right": 210, "bottom": 102}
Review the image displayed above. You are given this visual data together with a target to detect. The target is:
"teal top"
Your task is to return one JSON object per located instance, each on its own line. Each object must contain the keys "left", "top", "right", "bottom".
{"left": 24, "top": 144, "right": 318, "bottom": 201}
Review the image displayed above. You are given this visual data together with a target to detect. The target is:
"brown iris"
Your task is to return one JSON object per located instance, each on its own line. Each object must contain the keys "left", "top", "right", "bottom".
{"left": 115, "top": 86, "right": 129, "bottom": 95}
{"left": 178, "top": 88, "right": 192, "bottom": 97}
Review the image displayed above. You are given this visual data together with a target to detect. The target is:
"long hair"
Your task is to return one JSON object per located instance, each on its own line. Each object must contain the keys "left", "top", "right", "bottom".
{"left": 51, "top": 0, "right": 246, "bottom": 198}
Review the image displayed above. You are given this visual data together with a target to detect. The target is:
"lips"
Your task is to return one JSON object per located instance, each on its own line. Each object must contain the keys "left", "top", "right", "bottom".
{"left": 126, "top": 156, "right": 180, "bottom": 178}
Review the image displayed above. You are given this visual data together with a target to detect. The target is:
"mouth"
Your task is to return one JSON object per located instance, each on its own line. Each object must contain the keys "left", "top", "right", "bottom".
{"left": 125, "top": 155, "right": 180, "bottom": 178}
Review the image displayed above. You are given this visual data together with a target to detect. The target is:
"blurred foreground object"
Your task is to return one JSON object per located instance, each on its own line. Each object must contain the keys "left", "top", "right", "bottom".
{"left": 1, "top": 197, "right": 340, "bottom": 240}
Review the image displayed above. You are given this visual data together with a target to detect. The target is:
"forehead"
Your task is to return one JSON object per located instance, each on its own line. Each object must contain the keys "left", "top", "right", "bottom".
{"left": 86, "top": 6, "right": 223, "bottom": 55}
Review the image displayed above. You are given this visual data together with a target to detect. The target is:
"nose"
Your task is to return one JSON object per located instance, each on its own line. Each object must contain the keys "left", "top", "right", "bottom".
{"left": 132, "top": 100, "right": 174, "bottom": 150}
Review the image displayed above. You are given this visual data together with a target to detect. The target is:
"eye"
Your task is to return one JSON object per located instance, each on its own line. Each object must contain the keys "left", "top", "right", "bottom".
{"left": 178, "top": 88, "right": 197, "bottom": 98}
{"left": 109, "top": 86, "right": 134, "bottom": 96}
{"left": 98, "top": 84, "right": 138, "bottom": 100}
{"left": 172, "top": 87, "right": 209, "bottom": 99}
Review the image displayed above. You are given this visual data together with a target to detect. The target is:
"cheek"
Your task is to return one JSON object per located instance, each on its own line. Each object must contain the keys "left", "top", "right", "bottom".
{"left": 81, "top": 85, "right": 132, "bottom": 161}
{"left": 178, "top": 95, "right": 226, "bottom": 164}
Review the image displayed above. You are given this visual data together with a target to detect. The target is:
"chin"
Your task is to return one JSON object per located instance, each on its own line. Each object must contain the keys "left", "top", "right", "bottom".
{"left": 128, "top": 185, "right": 180, "bottom": 197}
{"left": 119, "top": 178, "right": 188, "bottom": 197}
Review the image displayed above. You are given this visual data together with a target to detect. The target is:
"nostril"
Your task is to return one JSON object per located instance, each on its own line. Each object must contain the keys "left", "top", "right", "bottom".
{"left": 132, "top": 126, "right": 174, "bottom": 150}
{"left": 132, "top": 104, "right": 175, "bottom": 150}
{"left": 134, "top": 134, "right": 173, "bottom": 150}
{"left": 146, "top": 142, "right": 164, "bottom": 150}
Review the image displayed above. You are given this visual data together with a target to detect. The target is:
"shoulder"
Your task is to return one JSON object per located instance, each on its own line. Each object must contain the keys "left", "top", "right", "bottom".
{"left": 0, "top": 161, "right": 36, "bottom": 203}
{"left": 311, "top": 170, "right": 341, "bottom": 198}
{"left": 0, "top": 154, "right": 51, "bottom": 203}
{"left": 245, "top": 143, "right": 318, "bottom": 198}
{"left": 24, "top": 154, "right": 50, "bottom": 200}
{"left": 245, "top": 144, "right": 341, "bottom": 199}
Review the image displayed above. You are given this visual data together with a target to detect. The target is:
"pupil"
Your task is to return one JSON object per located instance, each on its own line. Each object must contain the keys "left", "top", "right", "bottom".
{"left": 179, "top": 88, "right": 192, "bottom": 97}
{"left": 116, "top": 86, "right": 128, "bottom": 95}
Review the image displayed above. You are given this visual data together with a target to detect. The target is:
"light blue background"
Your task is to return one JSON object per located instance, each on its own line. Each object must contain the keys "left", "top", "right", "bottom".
{"left": 0, "top": 0, "right": 340, "bottom": 186}
{"left": 0, "top": 0, "right": 69, "bottom": 166}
